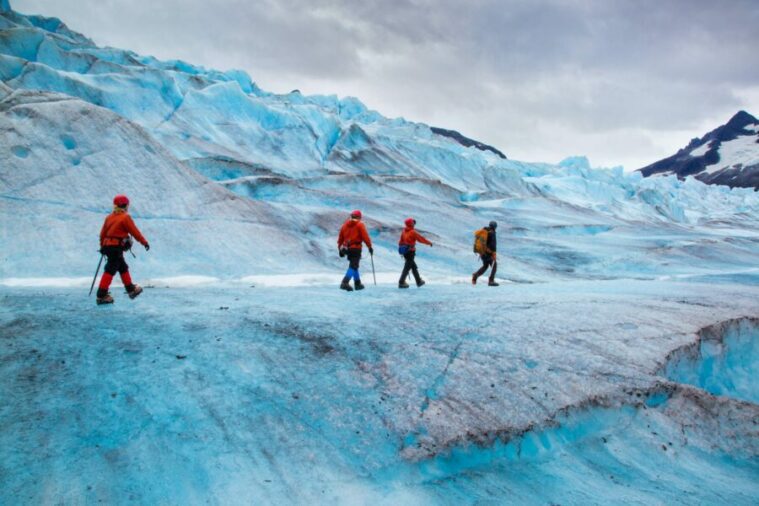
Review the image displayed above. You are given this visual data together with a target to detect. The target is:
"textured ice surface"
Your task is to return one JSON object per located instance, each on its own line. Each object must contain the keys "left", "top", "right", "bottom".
{"left": 2, "top": 5, "right": 759, "bottom": 504}
{"left": 1, "top": 280, "right": 758, "bottom": 504}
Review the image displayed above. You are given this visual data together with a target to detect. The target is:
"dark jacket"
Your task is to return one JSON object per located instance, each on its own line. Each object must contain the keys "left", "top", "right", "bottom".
{"left": 487, "top": 227, "right": 497, "bottom": 253}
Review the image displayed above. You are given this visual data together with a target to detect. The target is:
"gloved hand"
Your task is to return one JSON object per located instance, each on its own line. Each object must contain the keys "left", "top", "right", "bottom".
{"left": 339, "top": 248, "right": 346, "bottom": 258}
{"left": 429, "top": 243, "right": 433, "bottom": 247}
{"left": 144, "top": 243, "right": 150, "bottom": 251}
{"left": 368, "top": 247, "right": 374, "bottom": 255}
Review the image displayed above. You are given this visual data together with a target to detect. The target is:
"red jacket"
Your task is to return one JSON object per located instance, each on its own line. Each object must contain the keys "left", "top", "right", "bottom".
{"left": 100, "top": 209, "right": 148, "bottom": 247}
{"left": 338, "top": 219, "right": 372, "bottom": 250}
{"left": 399, "top": 226, "right": 431, "bottom": 251}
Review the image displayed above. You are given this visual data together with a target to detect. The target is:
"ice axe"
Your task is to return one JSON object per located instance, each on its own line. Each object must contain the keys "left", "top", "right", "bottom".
{"left": 88, "top": 253, "right": 104, "bottom": 296}
{"left": 370, "top": 250, "right": 377, "bottom": 286}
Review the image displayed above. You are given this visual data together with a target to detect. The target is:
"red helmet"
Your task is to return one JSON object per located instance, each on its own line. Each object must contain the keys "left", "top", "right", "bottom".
{"left": 113, "top": 194, "right": 130, "bottom": 207}
{"left": 350, "top": 209, "right": 362, "bottom": 219}
{"left": 405, "top": 217, "right": 416, "bottom": 227}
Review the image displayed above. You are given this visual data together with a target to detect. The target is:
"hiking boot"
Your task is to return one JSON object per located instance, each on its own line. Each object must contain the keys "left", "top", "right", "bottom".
{"left": 472, "top": 274, "right": 477, "bottom": 285}
{"left": 354, "top": 281, "right": 365, "bottom": 291}
{"left": 398, "top": 281, "right": 410, "bottom": 289}
{"left": 416, "top": 280, "right": 426, "bottom": 288}
{"left": 340, "top": 280, "right": 354, "bottom": 291}
{"left": 488, "top": 280, "right": 500, "bottom": 287}
{"left": 127, "top": 284, "right": 143, "bottom": 299}
{"left": 96, "top": 293, "right": 114, "bottom": 305}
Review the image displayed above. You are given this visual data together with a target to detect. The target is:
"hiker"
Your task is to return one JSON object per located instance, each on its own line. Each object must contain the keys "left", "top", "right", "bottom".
{"left": 337, "top": 209, "right": 373, "bottom": 291}
{"left": 95, "top": 194, "right": 150, "bottom": 305}
{"left": 398, "top": 217, "right": 432, "bottom": 288}
{"left": 472, "top": 221, "right": 499, "bottom": 286}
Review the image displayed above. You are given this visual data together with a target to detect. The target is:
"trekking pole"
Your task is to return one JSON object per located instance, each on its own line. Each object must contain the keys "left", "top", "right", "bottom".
{"left": 88, "top": 253, "right": 104, "bottom": 296}
{"left": 370, "top": 251, "right": 377, "bottom": 286}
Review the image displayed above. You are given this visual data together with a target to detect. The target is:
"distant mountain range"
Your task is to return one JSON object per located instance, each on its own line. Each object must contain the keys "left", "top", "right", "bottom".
{"left": 638, "top": 111, "right": 759, "bottom": 190}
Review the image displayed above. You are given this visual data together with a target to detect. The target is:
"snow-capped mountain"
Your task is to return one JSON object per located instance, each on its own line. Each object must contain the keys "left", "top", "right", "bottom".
{"left": 639, "top": 111, "right": 759, "bottom": 189}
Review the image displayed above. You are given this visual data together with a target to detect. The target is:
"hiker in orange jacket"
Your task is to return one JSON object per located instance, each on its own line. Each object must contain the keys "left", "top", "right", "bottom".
{"left": 398, "top": 217, "right": 432, "bottom": 288}
{"left": 96, "top": 194, "right": 150, "bottom": 304}
{"left": 337, "top": 209, "right": 373, "bottom": 291}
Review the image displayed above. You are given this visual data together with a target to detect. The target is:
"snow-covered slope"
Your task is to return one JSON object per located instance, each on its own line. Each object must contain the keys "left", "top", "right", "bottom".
{"left": 2, "top": 4, "right": 757, "bottom": 282}
{"left": 639, "top": 111, "right": 759, "bottom": 189}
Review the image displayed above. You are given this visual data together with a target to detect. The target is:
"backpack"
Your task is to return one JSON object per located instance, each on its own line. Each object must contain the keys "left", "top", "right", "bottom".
{"left": 473, "top": 228, "right": 489, "bottom": 254}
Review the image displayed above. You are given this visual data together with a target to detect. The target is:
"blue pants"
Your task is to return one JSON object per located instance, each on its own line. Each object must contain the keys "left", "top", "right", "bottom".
{"left": 344, "top": 249, "right": 362, "bottom": 281}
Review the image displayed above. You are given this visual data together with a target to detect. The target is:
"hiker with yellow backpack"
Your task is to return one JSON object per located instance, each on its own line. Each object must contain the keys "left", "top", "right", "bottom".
{"left": 472, "top": 221, "right": 499, "bottom": 286}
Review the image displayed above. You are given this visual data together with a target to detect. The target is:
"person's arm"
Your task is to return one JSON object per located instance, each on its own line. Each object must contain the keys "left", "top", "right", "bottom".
{"left": 125, "top": 215, "right": 148, "bottom": 246}
{"left": 361, "top": 223, "right": 373, "bottom": 250}
{"left": 337, "top": 225, "right": 345, "bottom": 249}
{"left": 415, "top": 231, "right": 432, "bottom": 246}
{"left": 99, "top": 218, "right": 107, "bottom": 246}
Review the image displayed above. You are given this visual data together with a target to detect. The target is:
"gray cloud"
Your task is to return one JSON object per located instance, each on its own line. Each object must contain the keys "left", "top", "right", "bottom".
{"left": 12, "top": 0, "right": 759, "bottom": 169}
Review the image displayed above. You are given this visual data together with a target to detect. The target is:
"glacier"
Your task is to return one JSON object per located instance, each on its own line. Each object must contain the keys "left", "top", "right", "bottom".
{"left": 1, "top": 2, "right": 758, "bottom": 504}
{"left": 1, "top": 283, "right": 758, "bottom": 504}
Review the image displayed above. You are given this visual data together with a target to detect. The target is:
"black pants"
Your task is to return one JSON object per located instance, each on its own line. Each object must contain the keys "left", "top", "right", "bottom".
{"left": 102, "top": 245, "right": 129, "bottom": 275}
{"left": 474, "top": 254, "right": 497, "bottom": 281}
{"left": 399, "top": 250, "right": 422, "bottom": 285}
{"left": 346, "top": 248, "right": 361, "bottom": 270}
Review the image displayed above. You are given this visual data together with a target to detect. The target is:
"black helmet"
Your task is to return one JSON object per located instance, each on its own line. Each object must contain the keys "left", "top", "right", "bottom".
{"left": 489, "top": 221, "right": 498, "bottom": 229}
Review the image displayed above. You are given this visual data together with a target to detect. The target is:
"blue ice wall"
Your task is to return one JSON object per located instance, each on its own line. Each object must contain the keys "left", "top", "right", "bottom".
{"left": 662, "top": 318, "right": 759, "bottom": 403}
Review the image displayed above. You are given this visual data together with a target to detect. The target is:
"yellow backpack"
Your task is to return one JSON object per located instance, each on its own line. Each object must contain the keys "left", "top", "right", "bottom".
{"left": 473, "top": 228, "right": 489, "bottom": 254}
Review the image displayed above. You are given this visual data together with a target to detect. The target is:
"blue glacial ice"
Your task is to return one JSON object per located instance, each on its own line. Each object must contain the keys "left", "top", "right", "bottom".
{"left": 1, "top": 282, "right": 758, "bottom": 504}
{"left": 662, "top": 318, "right": 759, "bottom": 404}
{"left": 1, "top": 3, "right": 759, "bottom": 504}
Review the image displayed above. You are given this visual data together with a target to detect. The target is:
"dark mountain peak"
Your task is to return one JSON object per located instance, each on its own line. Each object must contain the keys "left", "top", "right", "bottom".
{"left": 430, "top": 127, "right": 507, "bottom": 159}
{"left": 726, "top": 110, "right": 758, "bottom": 130}
{"left": 638, "top": 110, "right": 759, "bottom": 189}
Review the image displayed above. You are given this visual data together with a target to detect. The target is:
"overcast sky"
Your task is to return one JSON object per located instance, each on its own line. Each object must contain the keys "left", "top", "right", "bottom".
{"left": 12, "top": 0, "right": 759, "bottom": 169}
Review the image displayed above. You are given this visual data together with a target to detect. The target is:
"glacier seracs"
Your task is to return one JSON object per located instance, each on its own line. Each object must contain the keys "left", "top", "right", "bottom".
{"left": 1, "top": 2, "right": 758, "bottom": 504}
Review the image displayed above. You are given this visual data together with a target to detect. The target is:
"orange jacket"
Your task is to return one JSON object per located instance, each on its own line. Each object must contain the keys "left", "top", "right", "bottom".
{"left": 100, "top": 209, "right": 148, "bottom": 247}
{"left": 338, "top": 219, "right": 372, "bottom": 250}
{"left": 399, "top": 226, "right": 431, "bottom": 251}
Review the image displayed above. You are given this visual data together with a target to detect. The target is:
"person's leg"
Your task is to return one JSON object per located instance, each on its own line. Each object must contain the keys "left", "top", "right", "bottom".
{"left": 349, "top": 250, "right": 365, "bottom": 289}
{"left": 116, "top": 253, "right": 134, "bottom": 291}
{"left": 341, "top": 253, "right": 354, "bottom": 290}
{"left": 409, "top": 252, "right": 423, "bottom": 285}
{"left": 117, "top": 253, "right": 144, "bottom": 298}
{"left": 487, "top": 259, "right": 499, "bottom": 286}
{"left": 97, "top": 248, "right": 119, "bottom": 299}
{"left": 473, "top": 255, "right": 490, "bottom": 283}
{"left": 399, "top": 252, "right": 412, "bottom": 286}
